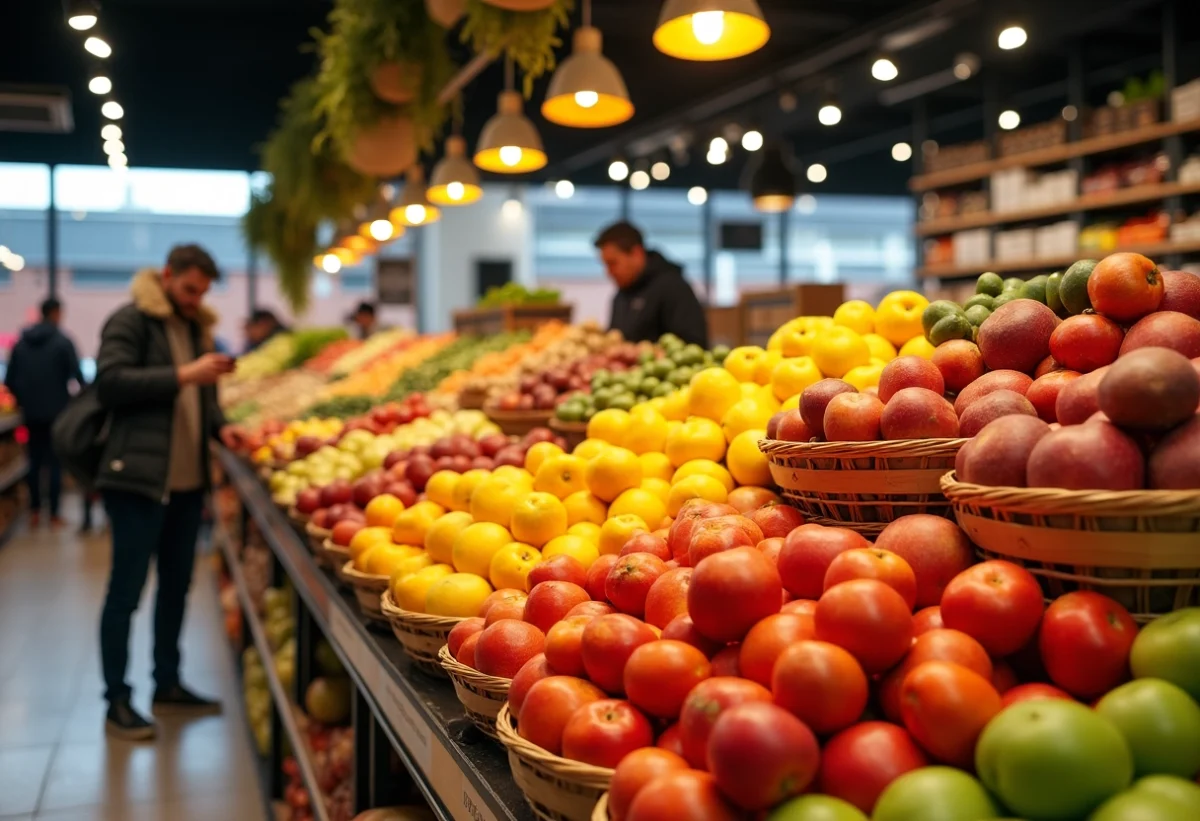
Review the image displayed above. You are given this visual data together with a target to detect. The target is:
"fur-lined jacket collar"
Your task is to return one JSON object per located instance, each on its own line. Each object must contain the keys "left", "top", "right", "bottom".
{"left": 130, "top": 267, "right": 218, "bottom": 347}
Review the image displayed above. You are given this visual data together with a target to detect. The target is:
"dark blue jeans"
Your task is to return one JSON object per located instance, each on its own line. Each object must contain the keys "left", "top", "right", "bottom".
{"left": 100, "top": 489, "right": 204, "bottom": 704}
{"left": 26, "top": 421, "right": 61, "bottom": 518}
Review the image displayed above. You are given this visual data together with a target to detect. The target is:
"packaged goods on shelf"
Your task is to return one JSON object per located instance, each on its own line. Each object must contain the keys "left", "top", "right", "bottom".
{"left": 951, "top": 229, "right": 990, "bottom": 267}
{"left": 996, "top": 119, "right": 1066, "bottom": 157}
{"left": 1080, "top": 222, "right": 1120, "bottom": 253}
{"left": 1171, "top": 78, "right": 1200, "bottom": 122}
{"left": 1170, "top": 211, "right": 1200, "bottom": 242}
{"left": 1180, "top": 155, "right": 1200, "bottom": 184}
{"left": 994, "top": 228, "right": 1036, "bottom": 262}
{"left": 1115, "top": 211, "right": 1169, "bottom": 244}
{"left": 922, "top": 138, "right": 990, "bottom": 173}
{"left": 991, "top": 167, "right": 1078, "bottom": 213}
{"left": 1034, "top": 221, "right": 1081, "bottom": 259}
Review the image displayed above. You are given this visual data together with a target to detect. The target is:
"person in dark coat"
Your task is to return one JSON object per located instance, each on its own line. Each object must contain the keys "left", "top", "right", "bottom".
{"left": 594, "top": 221, "right": 709, "bottom": 347}
{"left": 4, "top": 298, "right": 84, "bottom": 528}
{"left": 242, "top": 308, "right": 288, "bottom": 354}
{"left": 94, "top": 244, "right": 234, "bottom": 740}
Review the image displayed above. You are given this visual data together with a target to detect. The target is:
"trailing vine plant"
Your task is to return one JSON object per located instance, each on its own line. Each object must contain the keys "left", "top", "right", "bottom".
{"left": 461, "top": 0, "right": 573, "bottom": 95}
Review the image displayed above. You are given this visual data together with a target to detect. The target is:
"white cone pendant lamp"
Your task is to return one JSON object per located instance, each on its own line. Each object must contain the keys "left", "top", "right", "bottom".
{"left": 476, "top": 58, "right": 547, "bottom": 174}
{"left": 653, "top": 0, "right": 771, "bottom": 61}
{"left": 543, "top": 1, "right": 633, "bottom": 128}
{"left": 391, "top": 166, "right": 441, "bottom": 227}
{"left": 428, "top": 135, "right": 483, "bottom": 206}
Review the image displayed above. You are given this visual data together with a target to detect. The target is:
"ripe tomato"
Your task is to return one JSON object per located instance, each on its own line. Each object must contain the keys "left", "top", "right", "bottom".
{"left": 517, "top": 676, "right": 607, "bottom": 755}
{"left": 823, "top": 548, "right": 918, "bottom": 611}
{"left": 817, "top": 721, "right": 929, "bottom": 814}
{"left": 624, "top": 640, "right": 712, "bottom": 720}
{"left": 781, "top": 599, "right": 818, "bottom": 617}
{"left": 990, "top": 660, "right": 1019, "bottom": 694}
{"left": 660, "top": 615, "right": 722, "bottom": 658}
{"left": 643, "top": 568, "right": 693, "bottom": 629}
{"left": 678, "top": 676, "right": 772, "bottom": 769}
{"left": 626, "top": 770, "right": 743, "bottom": 821}
{"left": 912, "top": 606, "right": 944, "bottom": 635}
{"left": 508, "top": 654, "right": 553, "bottom": 720}
{"left": 899, "top": 661, "right": 1002, "bottom": 768}
{"left": 687, "top": 547, "right": 782, "bottom": 643}
{"left": 581, "top": 614, "right": 659, "bottom": 695}
{"left": 607, "top": 552, "right": 669, "bottom": 617}
{"left": 656, "top": 723, "right": 685, "bottom": 757}
{"left": 771, "top": 640, "right": 868, "bottom": 735}
{"left": 1038, "top": 591, "right": 1137, "bottom": 700}
{"left": 609, "top": 748, "right": 689, "bottom": 821}
{"left": 778, "top": 524, "right": 870, "bottom": 600}
{"left": 710, "top": 646, "right": 741, "bottom": 677}
{"left": 1001, "top": 682, "right": 1075, "bottom": 708}
{"left": 878, "top": 628, "right": 994, "bottom": 723}
{"left": 814, "top": 579, "right": 913, "bottom": 674}
{"left": 706, "top": 702, "right": 819, "bottom": 810}
{"left": 738, "top": 612, "right": 816, "bottom": 687}
{"left": 940, "top": 560, "right": 1045, "bottom": 657}
{"left": 561, "top": 699, "right": 655, "bottom": 768}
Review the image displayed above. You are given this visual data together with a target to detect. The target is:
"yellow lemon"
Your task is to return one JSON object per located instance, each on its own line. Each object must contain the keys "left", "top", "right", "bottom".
{"left": 392, "top": 500, "right": 445, "bottom": 546}
{"left": 833, "top": 300, "right": 876, "bottom": 335}
{"left": 875, "top": 290, "right": 931, "bottom": 347}
{"left": 349, "top": 526, "right": 394, "bottom": 562}
{"left": 388, "top": 552, "right": 434, "bottom": 586}
{"left": 563, "top": 491, "right": 608, "bottom": 526}
{"left": 425, "top": 573, "right": 494, "bottom": 618}
{"left": 492, "top": 465, "right": 534, "bottom": 488}
{"left": 638, "top": 452, "right": 674, "bottom": 483}
{"left": 541, "top": 534, "right": 600, "bottom": 570}
{"left": 899, "top": 336, "right": 937, "bottom": 360}
{"left": 844, "top": 362, "right": 886, "bottom": 392}
{"left": 660, "top": 388, "right": 690, "bottom": 422}
{"left": 667, "top": 474, "right": 729, "bottom": 517}
{"left": 770, "top": 356, "right": 823, "bottom": 402}
{"left": 598, "top": 514, "right": 648, "bottom": 556}
{"left": 524, "top": 441, "right": 564, "bottom": 476}
{"left": 451, "top": 521, "right": 513, "bottom": 577}
{"left": 640, "top": 477, "right": 672, "bottom": 504}
{"left": 780, "top": 393, "right": 801, "bottom": 411}
{"left": 567, "top": 521, "right": 601, "bottom": 542}
{"left": 450, "top": 469, "right": 491, "bottom": 513}
{"left": 587, "top": 409, "right": 631, "bottom": 446}
{"left": 423, "top": 470, "right": 460, "bottom": 510}
{"left": 608, "top": 488, "right": 668, "bottom": 530}
{"left": 727, "top": 429, "right": 772, "bottom": 487}
{"left": 752, "top": 350, "right": 784, "bottom": 386}
{"left": 533, "top": 454, "right": 588, "bottom": 499}
{"left": 585, "top": 446, "right": 643, "bottom": 502}
{"left": 489, "top": 543, "right": 542, "bottom": 591}
{"left": 723, "top": 347, "right": 766, "bottom": 383}
{"left": 364, "top": 494, "right": 406, "bottom": 528}
{"left": 812, "top": 326, "right": 871, "bottom": 378}
{"left": 361, "top": 543, "right": 422, "bottom": 576}
{"left": 665, "top": 417, "right": 727, "bottom": 467}
{"left": 623, "top": 406, "right": 669, "bottom": 455}
{"left": 722, "top": 396, "right": 777, "bottom": 443}
{"left": 393, "top": 564, "right": 455, "bottom": 612}
{"left": 424, "top": 511, "right": 473, "bottom": 565}
{"left": 469, "top": 476, "right": 527, "bottom": 529}
{"left": 573, "top": 438, "right": 611, "bottom": 461}
{"left": 672, "top": 459, "right": 735, "bottom": 493}
{"left": 688, "top": 368, "right": 742, "bottom": 422}
{"left": 740, "top": 383, "right": 760, "bottom": 398}
{"left": 863, "top": 333, "right": 898, "bottom": 362}
{"left": 779, "top": 327, "right": 821, "bottom": 358}
{"left": 510, "top": 492, "right": 569, "bottom": 548}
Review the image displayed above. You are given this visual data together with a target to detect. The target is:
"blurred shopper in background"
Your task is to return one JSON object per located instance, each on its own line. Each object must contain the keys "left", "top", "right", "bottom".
{"left": 242, "top": 308, "right": 289, "bottom": 354}
{"left": 93, "top": 244, "right": 234, "bottom": 740}
{"left": 350, "top": 301, "right": 378, "bottom": 339}
{"left": 4, "top": 297, "right": 85, "bottom": 529}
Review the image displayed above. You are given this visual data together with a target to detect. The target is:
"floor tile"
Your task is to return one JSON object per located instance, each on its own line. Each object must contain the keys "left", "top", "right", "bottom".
{"left": 0, "top": 745, "right": 54, "bottom": 816}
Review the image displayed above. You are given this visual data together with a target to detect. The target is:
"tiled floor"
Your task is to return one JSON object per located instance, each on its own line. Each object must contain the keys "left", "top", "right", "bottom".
{"left": 0, "top": 499, "right": 267, "bottom": 821}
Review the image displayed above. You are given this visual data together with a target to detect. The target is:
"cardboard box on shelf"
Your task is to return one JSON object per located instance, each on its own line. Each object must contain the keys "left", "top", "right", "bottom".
{"left": 952, "top": 229, "right": 991, "bottom": 267}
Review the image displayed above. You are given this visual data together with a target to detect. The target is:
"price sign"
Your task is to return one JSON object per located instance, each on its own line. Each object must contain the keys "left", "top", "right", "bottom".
{"left": 459, "top": 776, "right": 495, "bottom": 821}
{"left": 379, "top": 674, "right": 433, "bottom": 773}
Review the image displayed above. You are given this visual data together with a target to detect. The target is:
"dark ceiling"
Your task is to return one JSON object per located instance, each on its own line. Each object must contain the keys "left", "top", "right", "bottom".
{"left": 2, "top": 0, "right": 1198, "bottom": 197}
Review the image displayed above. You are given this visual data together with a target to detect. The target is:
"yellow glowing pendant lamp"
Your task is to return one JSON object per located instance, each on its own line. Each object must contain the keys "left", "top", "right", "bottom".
{"left": 333, "top": 220, "right": 375, "bottom": 256}
{"left": 653, "top": 0, "right": 770, "bottom": 61}
{"left": 391, "top": 166, "right": 441, "bottom": 227}
{"left": 428, "top": 135, "right": 483, "bottom": 206}
{"left": 475, "top": 60, "right": 547, "bottom": 174}
{"left": 542, "top": 1, "right": 633, "bottom": 128}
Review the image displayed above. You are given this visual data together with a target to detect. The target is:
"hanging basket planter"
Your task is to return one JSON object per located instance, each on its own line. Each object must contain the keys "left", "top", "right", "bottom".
{"left": 369, "top": 61, "right": 422, "bottom": 105}
{"left": 426, "top": 0, "right": 468, "bottom": 26}
{"left": 346, "top": 115, "right": 418, "bottom": 178}
{"left": 481, "top": 0, "right": 556, "bottom": 9}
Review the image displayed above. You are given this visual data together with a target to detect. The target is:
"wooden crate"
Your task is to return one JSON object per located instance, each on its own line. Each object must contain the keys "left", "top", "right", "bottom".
{"left": 453, "top": 304, "right": 574, "bottom": 336}
{"left": 705, "top": 306, "right": 743, "bottom": 348}
{"left": 739, "top": 285, "right": 846, "bottom": 348}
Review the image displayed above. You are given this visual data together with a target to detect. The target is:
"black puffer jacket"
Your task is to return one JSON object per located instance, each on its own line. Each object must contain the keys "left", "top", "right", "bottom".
{"left": 609, "top": 251, "right": 709, "bottom": 347}
{"left": 94, "top": 269, "right": 226, "bottom": 501}
{"left": 4, "top": 322, "right": 84, "bottom": 423}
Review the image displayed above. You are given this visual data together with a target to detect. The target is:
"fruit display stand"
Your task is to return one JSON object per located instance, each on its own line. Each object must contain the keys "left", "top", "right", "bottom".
{"left": 704, "top": 306, "right": 742, "bottom": 349}
{"left": 453, "top": 305, "right": 575, "bottom": 337}
{"left": 739, "top": 285, "right": 845, "bottom": 348}
{"left": 0, "top": 412, "right": 27, "bottom": 549}
{"left": 437, "top": 645, "right": 509, "bottom": 739}
{"left": 221, "top": 447, "right": 535, "bottom": 821}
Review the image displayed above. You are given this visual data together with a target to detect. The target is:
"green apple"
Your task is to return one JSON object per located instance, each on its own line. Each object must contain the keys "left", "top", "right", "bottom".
{"left": 975, "top": 700, "right": 1133, "bottom": 820}
{"left": 1089, "top": 789, "right": 1197, "bottom": 821}
{"left": 765, "top": 795, "right": 866, "bottom": 821}
{"left": 1095, "top": 679, "right": 1200, "bottom": 778}
{"left": 1131, "top": 775, "right": 1200, "bottom": 811}
{"left": 1130, "top": 608, "right": 1200, "bottom": 701}
{"left": 872, "top": 767, "right": 1000, "bottom": 821}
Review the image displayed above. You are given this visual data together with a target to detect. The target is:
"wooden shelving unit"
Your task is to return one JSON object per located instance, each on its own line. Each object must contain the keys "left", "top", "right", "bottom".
{"left": 917, "top": 238, "right": 1200, "bottom": 279}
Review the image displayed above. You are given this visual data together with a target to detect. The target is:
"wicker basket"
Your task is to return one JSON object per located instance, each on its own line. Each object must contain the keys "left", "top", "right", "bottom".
{"left": 306, "top": 522, "right": 333, "bottom": 565}
{"left": 380, "top": 590, "right": 463, "bottom": 678}
{"left": 550, "top": 419, "right": 588, "bottom": 451}
{"left": 759, "top": 437, "right": 967, "bottom": 537}
{"left": 941, "top": 472, "right": 1200, "bottom": 620}
{"left": 321, "top": 538, "right": 353, "bottom": 583}
{"left": 287, "top": 506, "right": 311, "bottom": 527}
{"left": 437, "top": 644, "right": 511, "bottom": 738}
{"left": 458, "top": 386, "right": 489, "bottom": 410}
{"left": 485, "top": 404, "right": 554, "bottom": 438}
{"left": 496, "top": 704, "right": 613, "bottom": 821}
{"left": 341, "top": 561, "right": 391, "bottom": 624}
{"left": 591, "top": 794, "right": 608, "bottom": 821}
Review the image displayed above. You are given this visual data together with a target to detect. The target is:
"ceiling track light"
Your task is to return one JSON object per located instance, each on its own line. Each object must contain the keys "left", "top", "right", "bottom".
{"left": 66, "top": 0, "right": 99, "bottom": 30}
{"left": 475, "top": 59, "right": 547, "bottom": 174}
{"left": 653, "top": 0, "right": 771, "bottom": 61}
{"left": 428, "top": 134, "right": 482, "bottom": 206}
{"left": 746, "top": 142, "right": 796, "bottom": 213}
{"left": 542, "top": 0, "right": 633, "bottom": 128}
{"left": 871, "top": 55, "right": 899, "bottom": 82}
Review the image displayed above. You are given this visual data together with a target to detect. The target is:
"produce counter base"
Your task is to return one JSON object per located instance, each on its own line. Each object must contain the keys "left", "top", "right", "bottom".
{"left": 221, "top": 448, "right": 533, "bottom": 821}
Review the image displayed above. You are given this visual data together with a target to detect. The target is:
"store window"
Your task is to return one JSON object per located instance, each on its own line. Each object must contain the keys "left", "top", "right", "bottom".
{"left": 787, "top": 195, "right": 915, "bottom": 289}
{"left": 531, "top": 186, "right": 622, "bottom": 278}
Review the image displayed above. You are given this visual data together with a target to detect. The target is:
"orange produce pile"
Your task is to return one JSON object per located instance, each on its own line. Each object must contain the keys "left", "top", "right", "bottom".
{"left": 435, "top": 322, "right": 572, "bottom": 395}
{"left": 320, "top": 334, "right": 454, "bottom": 399}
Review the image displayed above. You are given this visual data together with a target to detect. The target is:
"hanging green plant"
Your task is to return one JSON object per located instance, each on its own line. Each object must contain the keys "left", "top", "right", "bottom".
{"left": 461, "top": 0, "right": 573, "bottom": 95}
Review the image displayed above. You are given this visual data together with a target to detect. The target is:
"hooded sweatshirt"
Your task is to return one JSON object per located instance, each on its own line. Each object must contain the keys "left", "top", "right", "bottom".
{"left": 609, "top": 251, "right": 709, "bottom": 347}
{"left": 4, "top": 322, "right": 84, "bottom": 423}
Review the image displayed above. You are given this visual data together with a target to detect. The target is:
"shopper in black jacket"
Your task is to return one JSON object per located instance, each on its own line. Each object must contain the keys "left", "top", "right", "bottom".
{"left": 94, "top": 245, "right": 234, "bottom": 740}
{"left": 4, "top": 298, "right": 84, "bottom": 527}
{"left": 595, "top": 221, "right": 709, "bottom": 347}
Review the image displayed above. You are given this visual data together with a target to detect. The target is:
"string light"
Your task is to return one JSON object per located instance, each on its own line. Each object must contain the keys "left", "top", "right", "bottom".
{"left": 998, "top": 110, "right": 1021, "bottom": 130}
{"left": 687, "top": 187, "right": 708, "bottom": 206}
{"left": 891, "top": 142, "right": 913, "bottom": 162}
{"left": 806, "top": 163, "right": 827, "bottom": 183}
{"left": 555, "top": 180, "right": 575, "bottom": 199}
{"left": 101, "top": 101, "right": 124, "bottom": 119}
{"left": 630, "top": 170, "right": 650, "bottom": 190}
{"left": 608, "top": 160, "right": 629, "bottom": 181}
{"left": 871, "top": 57, "right": 898, "bottom": 82}
{"left": 998, "top": 25, "right": 1027, "bottom": 50}
{"left": 84, "top": 36, "right": 111, "bottom": 58}
{"left": 88, "top": 76, "right": 111, "bottom": 95}
{"left": 651, "top": 162, "right": 671, "bottom": 181}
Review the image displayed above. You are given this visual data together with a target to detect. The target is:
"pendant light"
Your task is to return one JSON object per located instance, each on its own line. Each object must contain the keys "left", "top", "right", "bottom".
{"left": 747, "top": 143, "right": 796, "bottom": 213}
{"left": 391, "top": 166, "right": 441, "bottom": 227}
{"left": 333, "top": 220, "right": 375, "bottom": 256}
{"left": 542, "top": 0, "right": 633, "bottom": 128}
{"left": 358, "top": 192, "right": 405, "bottom": 242}
{"left": 475, "top": 59, "right": 547, "bottom": 174}
{"left": 653, "top": 0, "right": 770, "bottom": 62}
{"left": 428, "top": 135, "right": 483, "bottom": 206}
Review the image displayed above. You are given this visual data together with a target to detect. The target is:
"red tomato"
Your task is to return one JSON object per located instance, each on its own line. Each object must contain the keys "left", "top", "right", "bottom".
{"left": 687, "top": 547, "right": 782, "bottom": 643}
{"left": 1001, "top": 682, "right": 1076, "bottom": 708}
{"left": 710, "top": 646, "right": 741, "bottom": 677}
{"left": 517, "top": 676, "right": 607, "bottom": 755}
{"left": 581, "top": 614, "right": 659, "bottom": 695}
{"left": 624, "top": 640, "right": 712, "bottom": 720}
{"left": 814, "top": 579, "right": 913, "bottom": 674}
{"left": 660, "top": 615, "right": 722, "bottom": 658}
{"left": 738, "top": 613, "right": 816, "bottom": 687}
{"left": 1037, "top": 591, "right": 1137, "bottom": 699}
{"left": 609, "top": 749, "right": 689, "bottom": 821}
{"left": 561, "top": 699, "right": 655, "bottom": 768}
{"left": 782, "top": 599, "right": 818, "bottom": 617}
{"left": 817, "top": 721, "right": 929, "bottom": 814}
{"left": 940, "top": 560, "right": 1045, "bottom": 657}
{"left": 656, "top": 723, "right": 685, "bottom": 758}
{"left": 990, "top": 660, "right": 1019, "bottom": 695}
{"left": 899, "top": 661, "right": 1002, "bottom": 768}
{"left": 878, "top": 628, "right": 994, "bottom": 723}
{"left": 823, "top": 548, "right": 918, "bottom": 611}
{"left": 626, "top": 770, "right": 743, "bottom": 821}
{"left": 777, "top": 524, "right": 870, "bottom": 600}
{"left": 706, "top": 702, "right": 820, "bottom": 811}
{"left": 643, "top": 568, "right": 692, "bottom": 629}
{"left": 678, "top": 677, "right": 772, "bottom": 769}
{"left": 508, "top": 654, "right": 554, "bottom": 721}
{"left": 771, "top": 640, "right": 868, "bottom": 735}
{"left": 912, "top": 606, "right": 944, "bottom": 635}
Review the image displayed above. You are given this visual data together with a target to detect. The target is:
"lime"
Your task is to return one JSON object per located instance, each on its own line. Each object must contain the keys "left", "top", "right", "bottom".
{"left": 653, "top": 382, "right": 676, "bottom": 398}
{"left": 638, "top": 350, "right": 656, "bottom": 366}
{"left": 1002, "top": 276, "right": 1026, "bottom": 292}
{"left": 976, "top": 272, "right": 1004, "bottom": 296}
{"left": 608, "top": 393, "right": 636, "bottom": 411}
{"left": 1061, "top": 259, "right": 1098, "bottom": 315}
{"left": 1020, "top": 275, "right": 1049, "bottom": 304}
{"left": 965, "top": 304, "right": 992, "bottom": 327}
{"left": 1046, "top": 272, "right": 1065, "bottom": 315}
{"left": 640, "top": 376, "right": 662, "bottom": 395}
{"left": 929, "top": 313, "right": 975, "bottom": 346}
{"left": 922, "top": 300, "right": 967, "bottom": 337}
{"left": 711, "top": 344, "right": 731, "bottom": 362}
{"left": 964, "top": 294, "right": 995, "bottom": 311}
{"left": 659, "top": 333, "right": 683, "bottom": 348}
{"left": 992, "top": 291, "right": 1024, "bottom": 309}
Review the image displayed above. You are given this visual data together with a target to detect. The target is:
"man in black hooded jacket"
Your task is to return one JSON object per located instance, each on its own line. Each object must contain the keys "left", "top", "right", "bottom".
{"left": 594, "top": 221, "right": 709, "bottom": 347}
{"left": 4, "top": 298, "right": 84, "bottom": 527}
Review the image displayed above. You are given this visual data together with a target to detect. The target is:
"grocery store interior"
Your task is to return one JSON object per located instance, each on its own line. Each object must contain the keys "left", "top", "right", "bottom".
{"left": 2, "top": 0, "right": 1200, "bottom": 820}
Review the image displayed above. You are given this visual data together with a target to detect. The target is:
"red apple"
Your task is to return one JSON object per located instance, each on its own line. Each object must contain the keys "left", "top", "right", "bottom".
{"left": 474, "top": 619, "right": 546, "bottom": 679}
{"left": 523, "top": 581, "right": 591, "bottom": 634}
{"left": 879, "top": 356, "right": 945, "bottom": 404}
{"left": 687, "top": 515, "right": 764, "bottom": 567}
{"left": 777, "top": 524, "right": 870, "bottom": 600}
{"left": 606, "top": 553, "right": 669, "bottom": 617}
{"left": 873, "top": 515, "right": 975, "bottom": 609}
{"left": 580, "top": 614, "right": 659, "bottom": 694}
{"left": 527, "top": 555, "right": 588, "bottom": 589}
{"left": 748, "top": 503, "right": 805, "bottom": 540}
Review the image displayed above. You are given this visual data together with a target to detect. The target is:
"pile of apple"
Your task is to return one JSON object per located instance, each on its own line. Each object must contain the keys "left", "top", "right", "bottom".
{"left": 492, "top": 343, "right": 647, "bottom": 413}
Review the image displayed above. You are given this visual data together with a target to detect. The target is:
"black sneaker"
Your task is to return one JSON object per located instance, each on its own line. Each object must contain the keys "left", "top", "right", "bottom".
{"left": 152, "top": 683, "right": 222, "bottom": 715}
{"left": 106, "top": 700, "right": 157, "bottom": 741}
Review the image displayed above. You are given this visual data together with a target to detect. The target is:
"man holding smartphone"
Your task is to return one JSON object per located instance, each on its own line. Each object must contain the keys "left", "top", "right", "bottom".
{"left": 93, "top": 244, "right": 235, "bottom": 739}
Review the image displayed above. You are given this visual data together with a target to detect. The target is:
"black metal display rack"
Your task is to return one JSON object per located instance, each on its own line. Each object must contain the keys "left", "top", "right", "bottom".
{"left": 0, "top": 413, "right": 27, "bottom": 549}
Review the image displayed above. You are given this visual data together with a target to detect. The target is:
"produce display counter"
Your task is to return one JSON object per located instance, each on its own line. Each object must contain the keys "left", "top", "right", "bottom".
{"left": 220, "top": 447, "right": 534, "bottom": 821}
{"left": 0, "top": 454, "right": 29, "bottom": 495}
{"left": 0, "top": 413, "right": 21, "bottom": 436}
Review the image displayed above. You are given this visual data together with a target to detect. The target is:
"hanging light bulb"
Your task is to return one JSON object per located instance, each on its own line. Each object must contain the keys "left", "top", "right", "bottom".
{"left": 998, "top": 25, "right": 1027, "bottom": 50}
{"left": 333, "top": 220, "right": 375, "bottom": 256}
{"left": 651, "top": 162, "right": 671, "bottom": 181}
{"left": 103, "top": 139, "right": 124, "bottom": 155}
{"left": 391, "top": 166, "right": 441, "bottom": 227}
{"left": 101, "top": 100, "right": 123, "bottom": 119}
{"left": 66, "top": 0, "right": 99, "bottom": 30}
{"left": 998, "top": 110, "right": 1021, "bottom": 130}
{"left": 84, "top": 36, "right": 111, "bottom": 58}
{"left": 320, "top": 253, "right": 343, "bottom": 274}
{"left": 871, "top": 57, "right": 898, "bottom": 82}
{"left": 818, "top": 101, "right": 841, "bottom": 126}
{"left": 687, "top": 187, "right": 708, "bottom": 206}
{"left": 543, "top": 3, "right": 634, "bottom": 129}
{"left": 630, "top": 170, "right": 650, "bottom": 190}
{"left": 746, "top": 143, "right": 796, "bottom": 213}
{"left": 806, "top": 163, "right": 827, "bottom": 184}
{"left": 892, "top": 142, "right": 913, "bottom": 162}
{"left": 475, "top": 64, "right": 547, "bottom": 174}
{"left": 555, "top": 180, "right": 575, "bottom": 199}
{"left": 653, "top": 0, "right": 771, "bottom": 61}
{"left": 101, "top": 124, "right": 121, "bottom": 141}
{"left": 88, "top": 75, "right": 112, "bottom": 95}
{"left": 429, "top": 135, "right": 483, "bottom": 206}
{"left": 608, "top": 160, "right": 630, "bottom": 182}
{"left": 741, "top": 130, "right": 764, "bottom": 151}
{"left": 369, "top": 220, "right": 395, "bottom": 241}
{"left": 107, "top": 153, "right": 127, "bottom": 169}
